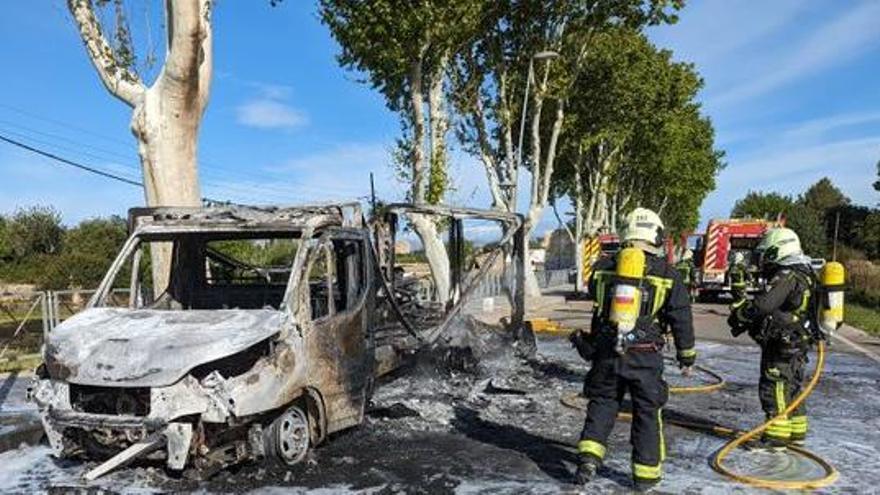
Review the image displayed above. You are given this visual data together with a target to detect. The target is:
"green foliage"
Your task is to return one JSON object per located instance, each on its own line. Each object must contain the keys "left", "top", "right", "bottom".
{"left": 846, "top": 303, "right": 880, "bottom": 336}
{"left": 0, "top": 211, "right": 129, "bottom": 290}
{"left": 53, "top": 217, "right": 128, "bottom": 289}
{"left": 552, "top": 27, "right": 721, "bottom": 236}
{"left": 801, "top": 177, "right": 849, "bottom": 212}
{"left": 0, "top": 215, "right": 11, "bottom": 260}
{"left": 861, "top": 212, "right": 880, "bottom": 260}
{"left": 874, "top": 160, "right": 880, "bottom": 193}
{"left": 210, "top": 240, "right": 299, "bottom": 268}
{"left": 6, "top": 206, "right": 64, "bottom": 259}
{"left": 730, "top": 178, "right": 880, "bottom": 263}
{"left": 731, "top": 191, "right": 792, "bottom": 219}
{"left": 785, "top": 202, "right": 826, "bottom": 257}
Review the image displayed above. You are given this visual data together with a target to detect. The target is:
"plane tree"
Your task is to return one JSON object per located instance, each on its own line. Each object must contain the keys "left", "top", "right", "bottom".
{"left": 67, "top": 0, "right": 214, "bottom": 290}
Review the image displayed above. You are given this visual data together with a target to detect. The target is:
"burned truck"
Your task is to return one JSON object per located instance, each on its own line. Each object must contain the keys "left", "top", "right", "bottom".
{"left": 29, "top": 203, "right": 525, "bottom": 480}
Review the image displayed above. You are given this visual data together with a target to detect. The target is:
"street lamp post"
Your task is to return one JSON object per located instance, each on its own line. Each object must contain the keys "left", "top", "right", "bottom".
{"left": 511, "top": 50, "right": 560, "bottom": 208}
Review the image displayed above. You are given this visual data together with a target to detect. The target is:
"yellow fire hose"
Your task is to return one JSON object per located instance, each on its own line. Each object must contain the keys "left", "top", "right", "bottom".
{"left": 560, "top": 342, "right": 838, "bottom": 490}
{"left": 710, "top": 341, "right": 838, "bottom": 490}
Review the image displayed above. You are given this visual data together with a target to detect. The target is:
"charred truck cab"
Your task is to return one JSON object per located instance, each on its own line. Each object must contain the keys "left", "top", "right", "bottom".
{"left": 29, "top": 203, "right": 526, "bottom": 480}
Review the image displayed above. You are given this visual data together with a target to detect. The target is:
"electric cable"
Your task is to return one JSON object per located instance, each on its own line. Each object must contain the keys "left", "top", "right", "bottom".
{"left": 559, "top": 342, "right": 838, "bottom": 490}
{"left": 0, "top": 132, "right": 143, "bottom": 187}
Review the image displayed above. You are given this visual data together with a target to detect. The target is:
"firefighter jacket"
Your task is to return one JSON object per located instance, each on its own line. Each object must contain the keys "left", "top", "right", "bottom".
{"left": 732, "top": 263, "right": 817, "bottom": 347}
{"left": 675, "top": 259, "right": 695, "bottom": 286}
{"left": 728, "top": 263, "right": 748, "bottom": 290}
{"left": 586, "top": 253, "right": 696, "bottom": 361}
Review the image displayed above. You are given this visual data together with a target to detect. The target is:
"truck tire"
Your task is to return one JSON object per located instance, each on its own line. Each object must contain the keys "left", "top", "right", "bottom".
{"left": 265, "top": 405, "right": 310, "bottom": 466}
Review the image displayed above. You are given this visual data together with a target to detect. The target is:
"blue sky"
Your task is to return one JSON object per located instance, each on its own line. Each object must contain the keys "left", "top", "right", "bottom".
{"left": 0, "top": 1, "right": 878, "bottom": 237}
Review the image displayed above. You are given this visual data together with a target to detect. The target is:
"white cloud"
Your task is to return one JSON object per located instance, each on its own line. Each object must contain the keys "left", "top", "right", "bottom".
{"left": 235, "top": 98, "right": 308, "bottom": 130}
{"left": 651, "top": 0, "right": 806, "bottom": 68}
{"left": 779, "top": 111, "right": 880, "bottom": 143}
{"left": 710, "top": 1, "right": 880, "bottom": 108}
{"left": 277, "top": 142, "right": 390, "bottom": 172}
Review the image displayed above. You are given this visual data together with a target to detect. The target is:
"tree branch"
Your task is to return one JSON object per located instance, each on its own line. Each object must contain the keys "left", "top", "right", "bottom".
{"left": 196, "top": 0, "right": 213, "bottom": 112}
{"left": 552, "top": 199, "right": 574, "bottom": 243}
{"left": 68, "top": 0, "right": 145, "bottom": 106}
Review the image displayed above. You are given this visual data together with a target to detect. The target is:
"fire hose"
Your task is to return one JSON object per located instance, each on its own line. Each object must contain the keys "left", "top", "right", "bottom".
{"left": 559, "top": 342, "right": 838, "bottom": 490}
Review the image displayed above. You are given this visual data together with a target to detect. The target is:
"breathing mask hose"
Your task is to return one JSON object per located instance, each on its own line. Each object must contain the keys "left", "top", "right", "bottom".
{"left": 710, "top": 341, "right": 838, "bottom": 490}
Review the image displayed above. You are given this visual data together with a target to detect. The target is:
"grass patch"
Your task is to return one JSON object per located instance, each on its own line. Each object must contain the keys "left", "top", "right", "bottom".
{"left": 845, "top": 303, "right": 880, "bottom": 336}
{"left": 0, "top": 352, "right": 41, "bottom": 373}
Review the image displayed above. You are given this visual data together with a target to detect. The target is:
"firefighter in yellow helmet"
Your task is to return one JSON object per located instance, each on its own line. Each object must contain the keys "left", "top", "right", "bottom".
{"left": 728, "top": 228, "right": 818, "bottom": 449}
{"left": 570, "top": 208, "right": 696, "bottom": 491}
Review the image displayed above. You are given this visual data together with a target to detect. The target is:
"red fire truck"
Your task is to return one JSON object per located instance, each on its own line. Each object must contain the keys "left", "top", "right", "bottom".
{"left": 581, "top": 233, "right": 620, "bottom": 287}
{"left": 694, "top": 218, "right": 782, "bottom": 299}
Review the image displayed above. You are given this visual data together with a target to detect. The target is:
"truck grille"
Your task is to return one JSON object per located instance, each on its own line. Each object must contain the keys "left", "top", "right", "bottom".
{"left": 70, "top": 384, "right": 151, "bottom": 417}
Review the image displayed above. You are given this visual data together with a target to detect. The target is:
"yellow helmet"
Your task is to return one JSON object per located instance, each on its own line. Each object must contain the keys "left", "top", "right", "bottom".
{"left": 622, "top": 208, "right": 665, "bottom": 247}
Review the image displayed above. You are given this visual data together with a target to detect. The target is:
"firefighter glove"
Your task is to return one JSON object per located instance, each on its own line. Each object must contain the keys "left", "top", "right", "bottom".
{"left": 569, "top": 330, "right": 595, "bottom": 361}
{"left": 728, "top": 299, "right": 750, "bottom": 337}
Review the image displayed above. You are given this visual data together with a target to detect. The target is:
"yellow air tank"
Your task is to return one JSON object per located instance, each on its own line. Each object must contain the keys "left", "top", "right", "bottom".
{"left": 609, "top": 247, "right": 646, "bottom": 343}
{"left": 819, "top": 261, "right": 846, "bottom": 336}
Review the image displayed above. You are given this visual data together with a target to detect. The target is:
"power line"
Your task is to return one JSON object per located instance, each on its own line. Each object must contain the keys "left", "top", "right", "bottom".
{"left": 0, "top": 103, "right": 371, "bottom": 196}
{"left": 0, "top": 132, "right": 144, "bottom": 187}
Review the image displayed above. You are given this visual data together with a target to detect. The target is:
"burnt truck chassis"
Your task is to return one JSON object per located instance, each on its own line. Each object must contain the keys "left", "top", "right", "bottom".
{"left": 29, "top": 202, "right": 525, "bottom": 480}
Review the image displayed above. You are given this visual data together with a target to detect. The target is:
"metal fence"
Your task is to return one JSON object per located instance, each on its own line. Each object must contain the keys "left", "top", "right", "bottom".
{"left": 0, "top": 289, "right": 131, "bottom": 360}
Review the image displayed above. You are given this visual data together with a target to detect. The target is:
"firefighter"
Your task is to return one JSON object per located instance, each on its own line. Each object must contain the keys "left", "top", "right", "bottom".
{"left": 728, "top": 228, "right": 817, "bottom": 449}
{"left": 675, "top": 249, "right": 696, "bottom": 301}
{"left": 728, "top": 252, "right": 749, "bottom": 301}
{"left": 571, "top": 208, "right": 696, "bottom": 491}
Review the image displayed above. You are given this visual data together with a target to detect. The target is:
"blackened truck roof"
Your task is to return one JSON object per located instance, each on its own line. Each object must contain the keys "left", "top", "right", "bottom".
{"left": 127, "top": 203, "right": 364, "bottom": 235}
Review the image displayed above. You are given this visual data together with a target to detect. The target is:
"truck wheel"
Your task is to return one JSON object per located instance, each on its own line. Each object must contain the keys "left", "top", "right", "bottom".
{"left": 265, "top": 405, "right": 310, "bottom": 466}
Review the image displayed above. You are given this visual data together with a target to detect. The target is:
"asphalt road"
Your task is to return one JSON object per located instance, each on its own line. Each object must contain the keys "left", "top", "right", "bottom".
{"left": 1, "top": 298, "right": 879, "bottom": 494}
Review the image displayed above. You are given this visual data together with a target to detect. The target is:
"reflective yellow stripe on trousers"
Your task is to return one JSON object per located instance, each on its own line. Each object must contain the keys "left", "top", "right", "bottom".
{"left": 578, "top": 440, "right": 606, "bottom": 460}
{"left": 633, "top": 462, "right": 662, "bottom": 480}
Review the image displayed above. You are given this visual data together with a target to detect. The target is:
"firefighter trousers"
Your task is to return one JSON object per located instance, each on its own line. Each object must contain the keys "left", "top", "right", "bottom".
{"left": 759, "top": 344, "right": 808, "bottom": 442}
{"left": 578, "top": 351, "right": 668, "bottom": 483}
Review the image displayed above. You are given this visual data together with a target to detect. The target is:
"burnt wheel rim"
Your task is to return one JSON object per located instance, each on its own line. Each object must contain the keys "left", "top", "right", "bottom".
{"left": 276, "top": 408, "right": 309, "bottom": 464}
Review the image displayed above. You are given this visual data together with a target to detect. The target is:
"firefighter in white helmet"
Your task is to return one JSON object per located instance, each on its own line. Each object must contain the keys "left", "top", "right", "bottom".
{"left": 570, "top": 207, "right": 696, "bottom": 490}
{"left": 729, "top": 227, "right": 819, "bottom": 449}
{"left": 728, "top": 251, "right": 749, "bottom": 301}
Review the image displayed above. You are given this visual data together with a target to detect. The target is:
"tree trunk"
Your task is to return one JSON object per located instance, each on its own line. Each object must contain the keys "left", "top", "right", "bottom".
{"left": 426, "top": 56, "right": 448, "bottom": 204}
{"left": 408, "top": 54, "right": 451, "bottom": 303}
{"left": 574, "top": 166, "right": 585, "bottom": 293}
{"left": 68, "top": 0, "right": 212, "bottom": 295}
{"left": 409, "top": 213, "right": 450, "bottom": 303}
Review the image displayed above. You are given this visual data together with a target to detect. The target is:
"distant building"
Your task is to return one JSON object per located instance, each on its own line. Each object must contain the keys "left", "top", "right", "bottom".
{"left": 545, "top": 229, "right": 575, "bottom": 270}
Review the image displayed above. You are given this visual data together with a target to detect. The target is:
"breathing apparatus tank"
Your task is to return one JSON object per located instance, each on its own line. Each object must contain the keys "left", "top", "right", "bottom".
{"left": 818, "top": 261, "right": 846, "bottom": 337}
{"left": 609, "top": 247, "right": 646, "bottom": 353}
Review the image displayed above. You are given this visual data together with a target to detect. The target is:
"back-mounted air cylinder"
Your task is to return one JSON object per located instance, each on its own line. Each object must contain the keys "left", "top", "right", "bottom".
{"left": 819, "top": 261, "right": 846, "bottom": 335}
{"left": 609, "top": 247, "right": 646, "bottom": 334}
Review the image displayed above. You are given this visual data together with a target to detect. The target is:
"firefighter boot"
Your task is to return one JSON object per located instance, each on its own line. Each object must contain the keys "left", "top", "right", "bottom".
{"left": 574, "top": 456, "right": 600, "bottom": 485}
{"left": 633, "top": 476, "right": 661, "bottom": 492}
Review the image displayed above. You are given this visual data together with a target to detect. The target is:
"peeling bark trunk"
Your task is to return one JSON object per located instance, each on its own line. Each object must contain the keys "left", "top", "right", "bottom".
{"left": 407, "top": 54, "right": 451, "bottom": 303}
{"left": 427, "top": 56, "right": 449, "bottom": 204}
{"left": 409, "top": 213, "right": 450, "bottom": 303}
{"left": 409, "top": 58, "right": 427, "bottom": 203}
{"left": 68, "top": 0, "right": 213, "bottom": 294}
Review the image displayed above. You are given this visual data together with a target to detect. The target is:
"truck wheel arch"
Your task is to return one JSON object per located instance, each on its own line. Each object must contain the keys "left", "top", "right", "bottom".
{"left": 303, "top": 387, "right": 327, "bottom": 445}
